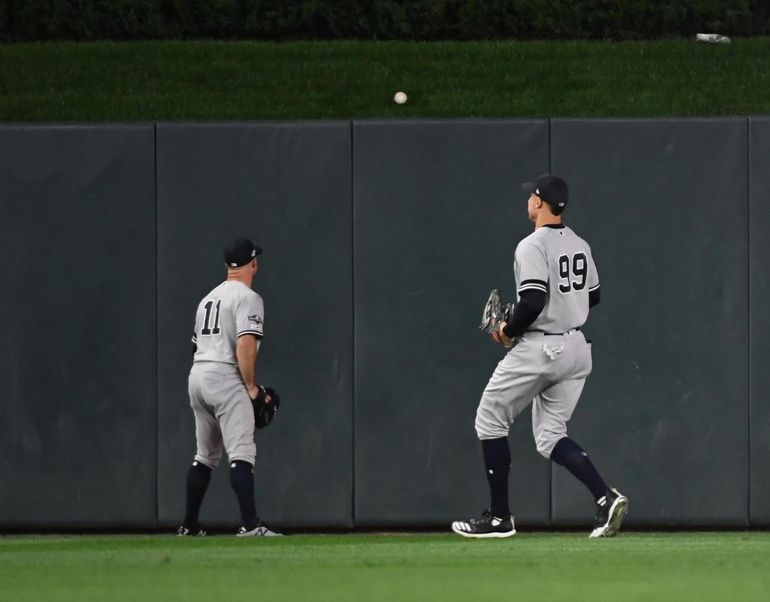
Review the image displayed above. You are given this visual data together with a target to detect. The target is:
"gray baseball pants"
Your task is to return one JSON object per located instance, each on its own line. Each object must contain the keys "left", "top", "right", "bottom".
{"left": 188, "top": 362, "right": 256, "bottom": 468}
{"left": 475, "top": 330, "right": 592, "bottom": 458}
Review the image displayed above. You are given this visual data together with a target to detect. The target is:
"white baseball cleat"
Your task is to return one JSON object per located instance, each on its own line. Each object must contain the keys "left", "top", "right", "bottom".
{"left": 589, "top": 487, "right": 628, "bottom": 538}
{"left": 176, "top": 525, "right": 206, "bottom": 536}
{"left": 236, "top": 522, "right": 283, "bottom": 537}
{"left": 451, "top": 510, "right": 516, "bottom": 538}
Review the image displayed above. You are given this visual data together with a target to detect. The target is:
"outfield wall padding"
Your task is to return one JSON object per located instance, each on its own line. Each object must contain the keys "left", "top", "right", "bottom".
{"left": 749, "top": 116, "right": 770, "bottom": 526}
{"left": 0, "top": 118, "right": 766, "bottom": 529}
{"left": 155, "top": 123, "right": 354, "bottom": 529}
{"left": 352, "top": 120, "right": 552, "bottom": 526}
{"left": 549, "top": 118, "right": 749, "bottom": 526}
{"left": 0, "top": 125, "right": 157, "bottom": 526}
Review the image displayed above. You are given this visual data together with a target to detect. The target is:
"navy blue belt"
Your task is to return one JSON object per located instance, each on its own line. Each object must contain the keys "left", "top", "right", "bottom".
{"left": 527, "top": 327, "right": 581, "bottom": 336}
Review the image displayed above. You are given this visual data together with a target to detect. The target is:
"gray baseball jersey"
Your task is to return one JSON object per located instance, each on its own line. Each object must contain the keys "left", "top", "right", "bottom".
{"left": 192, "top": 281, "right": 264, "bottom": 364}
{"left": 515, "top": 225, "right": 599, "bottom": 334}
{"left": 188, "top": 280, "right": 264, "bottom": 468}
{"left": 475, "top": 224, "right": 598, "bottom": 458}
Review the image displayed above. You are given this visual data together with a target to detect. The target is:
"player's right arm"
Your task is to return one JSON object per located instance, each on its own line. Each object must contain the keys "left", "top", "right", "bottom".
{"left": 235, "top": 291, "right": 265, "bottom": 398}
{"left": 587, "top": 248, "right": 600, "bottom": 308}
{"left": 236, "top": 335, "right": 259, "bottom": 399}
{"left": 500, "top": 240, "right": 548, "bottom": 340}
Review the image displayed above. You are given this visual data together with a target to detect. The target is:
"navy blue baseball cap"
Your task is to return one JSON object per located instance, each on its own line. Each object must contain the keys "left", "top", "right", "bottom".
{"left": 224, "top": 238, "right": 262, "bottom": 267}
{"left": 522, "top": 174, "right": 569, "bottom": 212}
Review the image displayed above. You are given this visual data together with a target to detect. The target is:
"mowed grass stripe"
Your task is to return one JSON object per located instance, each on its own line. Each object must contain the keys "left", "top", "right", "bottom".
{"left": 1, "top": 533, "right": 769, "bottom": 602}
{"left": 1, "top": 39, "right": 770, "bottom": 121}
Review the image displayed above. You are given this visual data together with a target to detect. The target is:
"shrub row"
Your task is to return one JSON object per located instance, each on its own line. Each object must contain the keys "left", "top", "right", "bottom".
{"left": 1, "top": 0, "right": 769, "bottom": 41}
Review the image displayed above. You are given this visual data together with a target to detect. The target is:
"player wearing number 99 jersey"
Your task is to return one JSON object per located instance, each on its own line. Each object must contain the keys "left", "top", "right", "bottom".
{"left": 514, "top": 217, "right": 599, "bottom": 335}
{"left": 452, "top": 174, "right": 627, "bottom": 540}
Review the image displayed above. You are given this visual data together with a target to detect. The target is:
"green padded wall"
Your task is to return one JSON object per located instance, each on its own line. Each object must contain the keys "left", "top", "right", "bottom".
{"left": 0, "top": 117, "right": 763, "bottom": 530}
{"left": 0, "top": 125, "right": 157, "bottom": 526}
{"left": 749, "top": 116, "right": 770, "bottom": 525}
{"left": 550, "top": 118, "right": 749, "bottom": 526}
{"left": 353, "top": 120, "right": 552, "bottom": 525}
{"left": 155, "top": 123, "right": 353, "bottom": 529}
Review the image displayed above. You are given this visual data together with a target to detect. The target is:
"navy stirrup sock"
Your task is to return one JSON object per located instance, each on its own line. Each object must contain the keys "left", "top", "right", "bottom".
{"left": 229, "top": 460, "right": 258, "bottom": 529}
{"left": 550, "top": 437, "right": 608, "bottom": 501}
{"left": 482, "top": 437, "right": 511, "bottom": 519}
{"left": 184, "top": 461, "right": 212, "bottom": 528}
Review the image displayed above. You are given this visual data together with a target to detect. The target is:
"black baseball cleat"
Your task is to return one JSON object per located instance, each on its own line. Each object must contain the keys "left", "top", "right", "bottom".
{"left": 451, "top": 510, "right": 516, "bottom": 539}
{"left": 236, "top": 522, "right": 283, "bottom": 537}
{"left": 176, "top": 524, "right": 207, "bottom": 536}
{"left": 589, "top": 487, "right": 629, "bottom": 538}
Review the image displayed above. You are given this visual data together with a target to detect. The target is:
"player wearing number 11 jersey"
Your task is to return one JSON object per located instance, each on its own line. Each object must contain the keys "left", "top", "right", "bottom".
{"left": 452, "top": 174, "right": 627, "bottom": 539}
{"left": 177, "top": 238, "right": 280, "bottom": 537}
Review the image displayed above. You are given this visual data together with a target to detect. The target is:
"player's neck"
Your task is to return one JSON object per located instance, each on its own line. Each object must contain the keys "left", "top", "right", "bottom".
{"left": 534, "top": 213, "right": 562, "bottom": 229}
{"left": 226, "top": 271, "right": 253, "bottom": 287}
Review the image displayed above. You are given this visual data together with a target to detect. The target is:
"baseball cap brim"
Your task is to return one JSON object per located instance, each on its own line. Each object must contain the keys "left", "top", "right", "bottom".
{"left": 522, "top": 182, "right": 538, "bottom": 194}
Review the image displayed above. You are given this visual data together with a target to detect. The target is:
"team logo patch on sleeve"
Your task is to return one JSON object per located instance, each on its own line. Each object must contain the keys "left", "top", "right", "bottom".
{"left": 248, "top": 314, "right": 263, "bottom": 326}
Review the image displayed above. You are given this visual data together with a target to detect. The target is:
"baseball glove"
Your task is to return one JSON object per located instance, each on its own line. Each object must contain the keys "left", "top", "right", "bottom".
{"left": 251, "top": 386, "right": 281, "bottom": 429}
{"left": 479, "top": 289, "right": 512, "bottom": 334}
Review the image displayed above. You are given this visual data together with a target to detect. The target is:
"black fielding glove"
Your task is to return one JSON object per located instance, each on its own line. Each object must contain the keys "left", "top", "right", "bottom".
{"left": 251, "top": 386, "right": 281, "bottom": 429}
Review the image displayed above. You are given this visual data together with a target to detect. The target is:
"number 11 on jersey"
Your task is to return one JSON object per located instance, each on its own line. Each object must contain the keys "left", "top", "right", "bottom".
{"left": 201, "top": 299, "right": 222, "bottom": 335}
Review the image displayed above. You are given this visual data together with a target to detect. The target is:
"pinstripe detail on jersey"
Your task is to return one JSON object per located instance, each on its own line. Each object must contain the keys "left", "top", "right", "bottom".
{"left": 237, "top": 329, "right": 263, "bottom": 338}
{"left": 518, "top": 278, "right": 548, "bottom": 293}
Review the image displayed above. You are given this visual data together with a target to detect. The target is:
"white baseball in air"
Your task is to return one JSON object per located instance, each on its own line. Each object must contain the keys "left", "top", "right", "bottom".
{"left": 393, "top": 91, "right": 408, "bottom": 105}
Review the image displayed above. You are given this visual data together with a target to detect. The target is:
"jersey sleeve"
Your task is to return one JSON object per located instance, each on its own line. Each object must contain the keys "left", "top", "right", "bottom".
{"left": 235, "top": 292, "right": 264, "bottom": 338}
{"left": 587, "top": 250, "right": 600, "bottom": 292}
{"left": 514, "top": 240, "right": 549, "bottom": 295}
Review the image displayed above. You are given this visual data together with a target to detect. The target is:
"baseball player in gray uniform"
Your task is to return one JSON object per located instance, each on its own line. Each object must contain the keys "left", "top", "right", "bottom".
{"left": 177, "top": 238, "right": 280, "bottom": 537}
{"left": 452, "top": 174, "right": 627, "bottom": 539}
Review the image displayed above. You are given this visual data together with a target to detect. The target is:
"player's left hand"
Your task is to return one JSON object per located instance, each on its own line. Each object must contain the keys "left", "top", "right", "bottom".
{"left": 250, "top": 386, "right": 281, "bottom": 429}
{"left": 493, "top": 322, "right": 514, "bottom": 348}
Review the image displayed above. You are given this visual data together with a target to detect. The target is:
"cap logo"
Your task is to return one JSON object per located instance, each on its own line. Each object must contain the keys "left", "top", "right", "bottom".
{"left": 535, "top": 188, "right": 540, "bottom": 195}
{"left": 251, "top": 249, "right": 256, "bottom": 258}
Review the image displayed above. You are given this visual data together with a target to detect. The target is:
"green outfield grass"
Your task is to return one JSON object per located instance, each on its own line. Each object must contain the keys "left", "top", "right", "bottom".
{"left": 1, "top": 532, "right": 769, "bottom": 601}
{"left": 1, "top": 39, "right": 770, "bottom": 121}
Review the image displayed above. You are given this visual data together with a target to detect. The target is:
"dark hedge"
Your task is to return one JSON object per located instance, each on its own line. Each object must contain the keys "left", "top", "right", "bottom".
{"left": 1, "top": 0, "right": 768, "bottom": 41}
